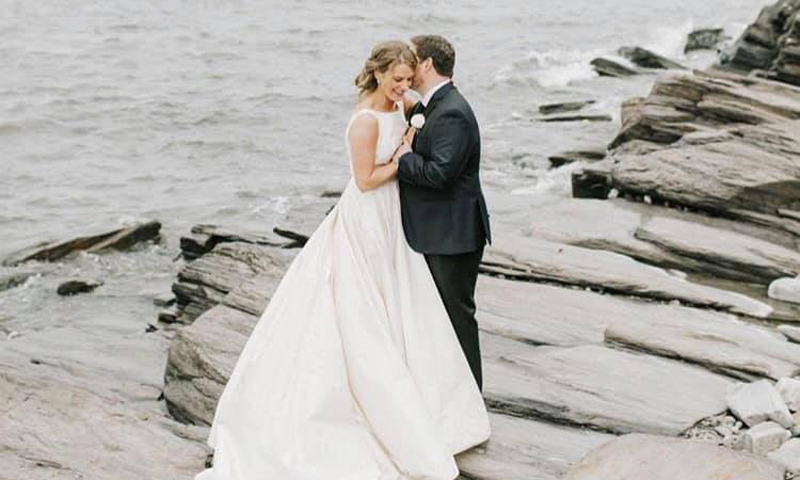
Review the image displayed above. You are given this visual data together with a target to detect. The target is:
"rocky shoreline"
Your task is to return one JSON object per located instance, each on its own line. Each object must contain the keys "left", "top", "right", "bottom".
{"left": 2, "top": 2, "right": 800, "bottom": 479}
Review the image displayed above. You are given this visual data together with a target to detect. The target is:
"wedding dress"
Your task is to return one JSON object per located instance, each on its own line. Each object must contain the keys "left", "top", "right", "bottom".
{"left": 194, "top": 101, "right": 490, "bottom": 480}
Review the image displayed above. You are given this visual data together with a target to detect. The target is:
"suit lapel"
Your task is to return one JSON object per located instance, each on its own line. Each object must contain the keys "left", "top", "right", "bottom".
{"left": 414, "top": 82, "right": 454, "bottom": 151}
{"left": 423, "top": 82, "right": 454, "bottom": 117}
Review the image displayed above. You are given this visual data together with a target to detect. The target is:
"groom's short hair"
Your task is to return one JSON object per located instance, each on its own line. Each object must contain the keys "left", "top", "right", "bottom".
{"left": 411, "top": 35, "right": 455, "bottom": 78}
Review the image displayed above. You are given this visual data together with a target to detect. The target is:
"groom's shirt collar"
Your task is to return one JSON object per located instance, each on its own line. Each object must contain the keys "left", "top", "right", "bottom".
{"left": 420, "top": 79, "right": 451, "bottom": 107}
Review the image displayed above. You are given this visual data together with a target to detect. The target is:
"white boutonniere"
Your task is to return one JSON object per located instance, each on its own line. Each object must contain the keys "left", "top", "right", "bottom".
{"left": 410, "top": 113, "right": 425, "bottom": 129}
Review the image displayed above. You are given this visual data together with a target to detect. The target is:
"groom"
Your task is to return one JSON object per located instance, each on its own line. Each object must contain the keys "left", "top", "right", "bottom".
{"left": 392, "top": 35, "right": 491, "bottom": 392}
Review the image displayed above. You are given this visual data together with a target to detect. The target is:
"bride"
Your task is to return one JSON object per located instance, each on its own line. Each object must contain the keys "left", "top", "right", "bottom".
{"left": 194, "top": 40, "right": 490, "bottom": 480}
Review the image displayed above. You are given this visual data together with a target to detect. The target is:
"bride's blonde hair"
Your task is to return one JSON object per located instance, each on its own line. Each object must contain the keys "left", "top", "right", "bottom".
{"left": 355, "top": 41, "right": 417, "bottom": 97}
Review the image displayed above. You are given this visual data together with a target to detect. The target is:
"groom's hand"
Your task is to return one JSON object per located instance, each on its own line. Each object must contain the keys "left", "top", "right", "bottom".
{"left": 392, "top": 129, "right": 415, "bottom": 163}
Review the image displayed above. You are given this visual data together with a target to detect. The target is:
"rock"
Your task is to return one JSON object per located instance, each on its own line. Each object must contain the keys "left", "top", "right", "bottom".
{"left": 721, "top": 0, "right": 800, "bottom": 87}
{"left": 0, "top": 272, "right": 33, "bottom": 292}
{"left": 770, "top": 277, "right": 800, "bottom": 304}
{"left": 536, "top": 114, "right": 612, "bottom": 123}
{"left": 523, "top": 199, "right": 800, "bottom": 284}
{"left": 564, "top": 433, "right": 786, "bottom": 480}
{"left": 179, "top": 224, "right": 292, "bottom": 261}
{"left": 571, "top": 163, "right": 612, "bottom": 199}
{"left": 56, "top": 280, "right": 102, "bottom": 296}
{"left": 272, "top": 226, "right": 310, "bottom": 247}
{"left": 768, "top": 438, "right": 800, "bottom": 475}
{"left": 158, "top": 306, "right": 179, "bottom": 323}
{"left": 0, "top": 366, "right": 208, "bottom": 480}
{"left": 606, "top": 69, "right": 800, "bottom": 235}
{"left": 171, "top": 242, "right": 294, "bottom": 324}
{"left": 153, "top": 293, "right": 176, "bottom": 307}
{"left": 727, "top": 380, "right": 795, "bottom": 428}
{"left": 548, "top": 148, "right": 606, "bottom": 168}
{"left": 685, "top": 28, "right": 727, "bottom": 53}
{"left": 163, "top": 261, "right": 290, "bottom": 425}
{"left": 636, "top": 216, "right": 800, "bottom": 283}
{"left": 538, "top": 100, "right": 596, "bottom": 115}
{"left": 779, "top": 324, "right": 800, "bottom": 343}
{"left": 456, "top": 413, "right": 615, "bottom": 480}
{"left": 478, "top": 274, "right": 742, "bottom": 348}
{"left": 618, "top": 46, "right": 687, "bottom": 70}
{"left": 604, "top": 311, "right": 800, "bottom": 381}
{"left": 738, "top": 421, "right": 791, "bottom": 455}
{"left": 777, "top": 377, "right": 800, "bottom": 411}
{"left": 591, "top": 57, "right": 639, "bottom": 77}
{"left": 481, "top": 235, "right": 772, "bottom": 318}
{"left": 483, "top": 335, "right": 733, "bottom": 435}
{"left": 3, "top": 221, "right": 162, "bottom": 266}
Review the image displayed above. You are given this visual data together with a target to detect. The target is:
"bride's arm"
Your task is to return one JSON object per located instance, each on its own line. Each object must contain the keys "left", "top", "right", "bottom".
{"left": 348, "top": 115, "right": 398, "bottom": 192}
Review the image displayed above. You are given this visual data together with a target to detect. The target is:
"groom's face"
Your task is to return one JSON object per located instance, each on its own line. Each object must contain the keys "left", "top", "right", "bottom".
{"left": 410, "top": 45, "right": 425, "bottom": 91}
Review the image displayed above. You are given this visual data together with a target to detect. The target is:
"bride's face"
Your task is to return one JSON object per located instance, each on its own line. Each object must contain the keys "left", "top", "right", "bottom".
{"left": 376, "top": 63, "right": 414, "bottom": 103}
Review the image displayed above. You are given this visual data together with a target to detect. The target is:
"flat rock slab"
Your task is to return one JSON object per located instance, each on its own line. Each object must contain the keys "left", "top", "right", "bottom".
{"left": 777, "top": 377, "right": 800, "bottom": 411}
{"left": 779, "top": 324, "right": 800, "bottom": 343}
{"left": 0, "top": 368, "right": 208, "bottom": 480}
{"left": 477, "top": 274, "right": 764, "bottom": 352}
{"left": 564, "top": 433, "right": 786, "bottom": 480}
{"left": 604, "top": 311, "right": 800, "bottom": 381}
{"left": 481, "top": 335, "right": 733, "bottom": 435}
{"left": 2, "top": 221, "right": 161, "bottom": 266}
{"left": 481, "top": 235, "right": 772, "bottom": 318}
{"left": 456, "top": 413, "right": 615, "bottom": 480}
{"left": 517, "top": 199, "right": 800, "bottom": 283}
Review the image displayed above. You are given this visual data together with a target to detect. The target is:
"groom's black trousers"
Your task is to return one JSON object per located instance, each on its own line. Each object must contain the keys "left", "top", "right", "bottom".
{"left": 424, "top": 247, "right": 484, "bottom": 392}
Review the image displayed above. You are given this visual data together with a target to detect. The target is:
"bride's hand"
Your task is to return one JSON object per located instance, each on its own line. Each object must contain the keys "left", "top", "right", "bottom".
{"left": 403, "top": 127, "right": 416, "bottom": 145}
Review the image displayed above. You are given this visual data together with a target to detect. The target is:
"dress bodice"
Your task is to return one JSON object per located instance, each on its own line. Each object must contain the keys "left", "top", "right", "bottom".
{"left": 344, "top": 102, "right": 407, "bottom": 171}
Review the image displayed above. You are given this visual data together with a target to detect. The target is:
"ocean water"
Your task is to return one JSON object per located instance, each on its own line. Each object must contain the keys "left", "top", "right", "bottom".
{"left": 0, "top": 0, "right": 764, "bottom": 331}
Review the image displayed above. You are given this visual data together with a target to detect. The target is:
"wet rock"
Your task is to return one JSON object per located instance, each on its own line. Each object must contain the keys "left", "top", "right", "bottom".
{"left": 770, "top": 277, "right": 800, "bottom": 304}
{"left": 56, "top": 280, "right": 102, "bottom": 296}
{"left": 727, "top": 380, "right": 795, "bottom": 428}
{"left": 158, "top": 306, "right": 179, "bottom": 324}
{"left": 548, "top": 148, "right": 606, "bottom": 168}
{"left": 483, "top": 335, "right": 733, "bottom": 435}
{"left": 777, "top": 377, "right": 800, "bottom": 411}
{"left": 768, "top": 438, "right": 800, "bottom": 475}
{"left": 685, "top": 28, "right": 727, "bottom": 53}
{"left": 272, "top": 226, "right": 310, "bottom": 247}
{"left": 564, "top": 433, "right": 786, "bottom": 480}
{"left": 3, "top": 221, "right": 162, "bottom": 266}
{"left": 536, "top": 114, "right": 612, "bottom": 123}
{"left": 0, "top": 272, "right": 33, "bottom": 292}
{"left": 618, "top": 46, "right": 687, "bottom": 70}
{"left": 738, "top": 421, "right": 791, "bottom": 455}
{"left": 591, "top": 57, "right": 639, "bottom": 77}
{"left": 571, "top": 158, "right": 613, "bottom": 199}
{"left": 538, "top": 100, "right": 596, "bottom": 115}
{"left": 179, "top": 224, "right": 291, "bottom": 261}
{"left": 153, "top": 293, "right": 176, "bottom": 307}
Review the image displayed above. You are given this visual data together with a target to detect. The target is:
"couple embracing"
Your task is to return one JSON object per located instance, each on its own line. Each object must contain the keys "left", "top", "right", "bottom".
{"left": 195, "top": 34, "right": 492, "bottom": 480}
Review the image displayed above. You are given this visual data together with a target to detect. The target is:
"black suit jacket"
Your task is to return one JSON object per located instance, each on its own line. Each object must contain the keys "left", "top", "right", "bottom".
{"left": 397, "top": 83, "right": 491, "bottom": 255}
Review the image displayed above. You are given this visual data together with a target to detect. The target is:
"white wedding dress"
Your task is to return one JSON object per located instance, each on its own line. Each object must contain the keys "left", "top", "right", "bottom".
{"left": 194, "top": 102, "right": 490, "bottom": 480}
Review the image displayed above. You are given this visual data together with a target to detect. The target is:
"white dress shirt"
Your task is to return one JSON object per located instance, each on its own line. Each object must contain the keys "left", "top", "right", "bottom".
{"left": 420, "top": 79, "right": 452, "bottom": 107}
